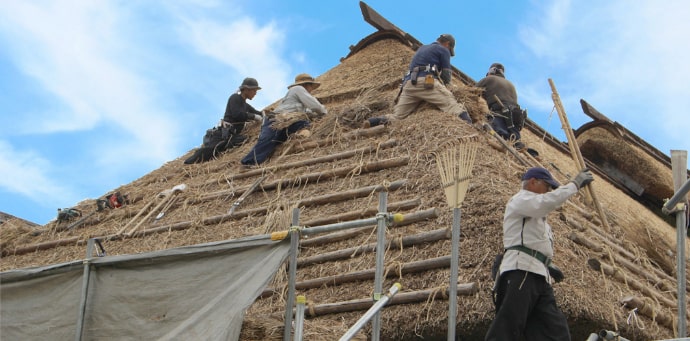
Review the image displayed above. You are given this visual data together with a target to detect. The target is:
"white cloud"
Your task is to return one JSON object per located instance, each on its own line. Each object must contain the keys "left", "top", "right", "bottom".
{"left": 0, "top": 141, "right": 79, "bottom": 204}
{"left": 516, "top": 0, "right": 690, "bottom": 153}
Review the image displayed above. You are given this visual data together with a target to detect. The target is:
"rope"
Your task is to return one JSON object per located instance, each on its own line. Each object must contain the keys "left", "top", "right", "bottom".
{"left": 599, "top": 263, "right": 619, "bottom": 332}
{"left": 626, "top": 307, "right": 646, "bottom": 330}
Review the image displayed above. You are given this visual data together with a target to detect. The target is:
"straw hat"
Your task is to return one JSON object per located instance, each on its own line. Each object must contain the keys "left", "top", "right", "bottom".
{"left": 288, "top": 73, "right": 320, "bottom": 89}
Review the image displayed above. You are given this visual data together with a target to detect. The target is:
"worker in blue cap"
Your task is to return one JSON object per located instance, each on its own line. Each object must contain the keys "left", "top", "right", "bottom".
{"left": 486, "top": 167, "right": 594, "bottom": 341}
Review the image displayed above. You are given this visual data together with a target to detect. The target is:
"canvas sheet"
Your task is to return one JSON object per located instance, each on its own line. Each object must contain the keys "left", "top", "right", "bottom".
{"left": 1, "top": 234, "right": 290, "bottom": 341}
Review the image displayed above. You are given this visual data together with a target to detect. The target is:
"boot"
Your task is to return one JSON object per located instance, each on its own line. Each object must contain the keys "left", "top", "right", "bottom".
{"left": 362, "top": 117, "right": 388, "bottom": 128}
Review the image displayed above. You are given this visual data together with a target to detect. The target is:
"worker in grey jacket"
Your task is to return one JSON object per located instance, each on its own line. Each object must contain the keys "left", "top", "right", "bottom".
{"left": 241, "top": 73, "right": 327, "bottom": 166}
{"left": 485, "top": 167, "right": 594, "bottom": 341}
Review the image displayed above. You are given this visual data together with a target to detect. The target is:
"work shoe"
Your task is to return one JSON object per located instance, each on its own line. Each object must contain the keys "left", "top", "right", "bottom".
{"left": 526, "top": 148, "right": 540, "bottom": 158}
{"left": 363, "top": 117, "right": 388, "bottom": 128}
{"left": 513, "top": 141, "right": 525, "bottom": 151}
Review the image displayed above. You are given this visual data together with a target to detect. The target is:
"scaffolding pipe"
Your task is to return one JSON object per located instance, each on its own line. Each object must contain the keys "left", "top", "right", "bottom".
{"left": 371, "top": 191, "right": 388, "bottom": 341}
{"left": 293, "top": 295, "right": 306, "bottom": 341}
{"left": 301, "top": 215, "right": 394, "bottom": 237}
{"left": 667, "top": 150, "right": 688, "bottom": 337}
{"left": 662, "top": 177, "right": 690, "bottom": 215}
{"left": 339, "top": 283, "right": 401, "bottom": 341}
{"left": 75, "top": 238, "right": 96, "bottom": 341}
{"left": 448, "top": 207, "right": 461, "bottom": 340}
{"left": 283, "top": 208, "right": 301, "bottom": 341}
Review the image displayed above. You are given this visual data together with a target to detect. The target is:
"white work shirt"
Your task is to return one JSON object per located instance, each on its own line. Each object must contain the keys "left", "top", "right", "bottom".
{"left": 274, "top": 85, "right": 327, "bottom": 115}
{"left": 499, "top": 182, "right": 578, "bottom": 283}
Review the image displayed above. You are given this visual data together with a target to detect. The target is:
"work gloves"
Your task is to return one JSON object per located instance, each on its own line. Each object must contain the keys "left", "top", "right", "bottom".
{"left": 571, "top": 168, "right": 594, "bottom": 189}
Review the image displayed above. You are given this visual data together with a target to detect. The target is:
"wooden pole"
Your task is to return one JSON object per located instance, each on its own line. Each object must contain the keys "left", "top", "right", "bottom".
{"left": 297, "top": 283, "right": 477, "bottom": 317}
{"left": 587, "top": 258, "right": 676, "bottom": 308}
{"left": 549, "top": 78, "right": 611, "bottom": 232}
{"left": 298, "top": 227, "right": 448, "bottom": 266}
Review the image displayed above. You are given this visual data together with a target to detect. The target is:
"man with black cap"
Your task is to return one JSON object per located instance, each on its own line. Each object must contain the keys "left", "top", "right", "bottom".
{"left": 223, "top": 77, "right": 264, "bottom": 136}
{"left": 184, "top": 77, "right": 263, "bottom": 164}
{"left": 485, "top": 167, "right": 594, "bottom": 341}
{"left": 477, "top": 63, "right": 527, "bottom": 150}
{"left": 364, "top": 34, "right": 471, "bottom": 128}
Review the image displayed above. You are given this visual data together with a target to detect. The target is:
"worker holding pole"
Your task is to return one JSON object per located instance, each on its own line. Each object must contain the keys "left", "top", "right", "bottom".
{"left": 485, "top": 167, "right": 593, "bottom": 341}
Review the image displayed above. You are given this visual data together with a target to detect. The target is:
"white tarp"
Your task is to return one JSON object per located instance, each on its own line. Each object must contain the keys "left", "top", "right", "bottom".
{"left": 1, "top": 234, "right": 290, "bottom": 341}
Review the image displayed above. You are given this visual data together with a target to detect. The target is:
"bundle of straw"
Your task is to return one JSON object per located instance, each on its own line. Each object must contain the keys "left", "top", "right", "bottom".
{"left": 435, "top": 135, "right": 480, "bottom": 208}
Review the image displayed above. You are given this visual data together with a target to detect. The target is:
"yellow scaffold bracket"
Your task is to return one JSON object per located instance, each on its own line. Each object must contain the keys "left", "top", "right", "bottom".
{"left": 270, "top": 225, "right": 303, "bottom": 241}
{"left": 270, "top": 231, "right": 289, "bottom": 241}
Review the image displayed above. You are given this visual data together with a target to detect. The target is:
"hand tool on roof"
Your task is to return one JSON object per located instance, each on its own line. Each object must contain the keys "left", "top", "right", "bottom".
{"left": 65, "top": 211, "right": 97, "bottom": 231}
{"left": 125, "top": 183, "right": 186, "bottom": 236}
{"left": 154, "top": 194, "right": 181, "bottom": 221}
{"left": 228, "top": 175, "right": 267, "bottom": 215}
{"left": 115, "top": 184, "right": 186, "bottom": 236}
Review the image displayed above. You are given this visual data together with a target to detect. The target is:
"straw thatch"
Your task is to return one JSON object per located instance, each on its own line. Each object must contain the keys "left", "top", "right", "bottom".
{"left": 1, "top": 30, "right": 688, "bottom": 341}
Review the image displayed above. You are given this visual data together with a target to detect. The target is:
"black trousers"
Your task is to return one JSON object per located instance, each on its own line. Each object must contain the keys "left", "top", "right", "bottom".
{"left": 485, "top": 270, "right": 571, "bottom": 341}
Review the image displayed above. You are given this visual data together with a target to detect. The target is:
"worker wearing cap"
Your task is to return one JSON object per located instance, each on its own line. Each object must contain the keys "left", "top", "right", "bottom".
{"left": 364, "top": 34, "right": 471, "bottom": 128}
{"left": 485, "top": 167, "right": 594, "bottom": 341}
{"left": 223, "top": 77, "right": 264, "bottom": 136}
{"left": 241, "top": 73, "right": 327, "bottom": 166}
{"left": 477, "top": 63, "right": 526, "bottom": 149}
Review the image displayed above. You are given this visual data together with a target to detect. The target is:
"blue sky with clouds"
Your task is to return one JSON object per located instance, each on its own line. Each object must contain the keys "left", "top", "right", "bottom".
{"left": 1, "top": 0, "right": 689, "bottom": 225}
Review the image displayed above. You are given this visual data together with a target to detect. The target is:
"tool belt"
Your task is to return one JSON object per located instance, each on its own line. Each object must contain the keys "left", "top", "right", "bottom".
{"left": 488, "top": 103, "right": 526, "bottom": 130}
{"left": 505, "top": 245, "right": 551, "bottom": 266}
{"left": 408, "top": 64, "right": 437, "bottom": 85}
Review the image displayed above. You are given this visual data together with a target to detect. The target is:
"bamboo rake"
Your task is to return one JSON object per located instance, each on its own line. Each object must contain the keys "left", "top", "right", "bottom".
{"left": 435, "top": 135, "right": 480, "bottom": 208}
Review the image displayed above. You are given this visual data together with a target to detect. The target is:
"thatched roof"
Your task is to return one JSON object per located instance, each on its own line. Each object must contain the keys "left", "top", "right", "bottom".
{"left": 1, "top": 6, "right": 688, "bottom": 341}
{"left": 576, "top": 99, "right": 690, "bottom": 218}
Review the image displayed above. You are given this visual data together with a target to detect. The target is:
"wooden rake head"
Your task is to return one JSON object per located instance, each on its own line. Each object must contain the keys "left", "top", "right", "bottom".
{"left": 434, "top": 135, "right": 480, "bottom": 209}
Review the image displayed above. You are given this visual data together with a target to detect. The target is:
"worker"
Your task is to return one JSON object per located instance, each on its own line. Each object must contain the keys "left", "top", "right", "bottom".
{"left": 240, "top": 73, "right": 327, "bottom": 166}
{"left": 364, "top": 34, "right": 471, "bottom": 128}
{"left": 476, "top": 63, "right": 527, "bottom": 150}
{"left": 485, "top": 167, "right": 594, "bottom": 340}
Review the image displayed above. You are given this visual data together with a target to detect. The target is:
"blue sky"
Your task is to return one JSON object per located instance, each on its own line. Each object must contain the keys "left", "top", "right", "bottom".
{"left": 1, "top": 0, "right": 689, "bottom": 225}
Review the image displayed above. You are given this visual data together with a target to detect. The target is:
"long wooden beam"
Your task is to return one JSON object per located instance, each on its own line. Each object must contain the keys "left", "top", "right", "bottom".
{"left": 298, "top": 282, "right": 478, "bottom": 318}
{"left": 260, "top": 255, "right": 451, "bottom": 298}
{"left": 299, "top": 223, "right": 446, "bottom": 266}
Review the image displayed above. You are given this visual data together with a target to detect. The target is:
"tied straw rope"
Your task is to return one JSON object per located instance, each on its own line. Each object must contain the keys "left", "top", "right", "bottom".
{"left": 435, "top": 135, "right": 480, "bottom": 208}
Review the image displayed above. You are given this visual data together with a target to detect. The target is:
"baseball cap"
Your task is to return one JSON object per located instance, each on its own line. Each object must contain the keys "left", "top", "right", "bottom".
{"left": 522, "top": 167, "right": 560, "bottom": 189}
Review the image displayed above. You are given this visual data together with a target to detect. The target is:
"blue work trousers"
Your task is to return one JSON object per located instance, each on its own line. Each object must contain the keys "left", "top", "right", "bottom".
{"left": 241, "top": 118, "right": 310, "bottom": 165}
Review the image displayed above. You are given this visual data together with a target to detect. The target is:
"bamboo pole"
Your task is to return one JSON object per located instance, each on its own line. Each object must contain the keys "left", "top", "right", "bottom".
{"left": 198, "top": 157, "right": 409, "bottom": 202}
{"left": 216, "top": 139, "right": 398, "bottom": 182}
{"left": 0, "top": 182, "right": 411, "bottom": 257}
{"left": 300, "top": 208, "right": 438, "bottom": 248}
{"left": 301, "top": 198, "right": 420, "bottom": 228}
{"left": 260, "top": 256, "right": 451, "bottom": 298}
{"left": 298, "top": 226, "right": 448, "bottom": 267}
{"left": 299, "top": 283, "right": 477, "bottom": 317}
{"left": 549, "top": 78, "right": 611, "bottom": 232}
{"left": 291, "top": 124, "right": 388, "bottom": 153}
{"left": 620, "top": 296, "right": 678, "bottom": 331}
{"left": 587, "top": 258, "right": 677, "bottom": 309}
{"left": 570, "top": 231, "right": 680, "bottom": 295}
